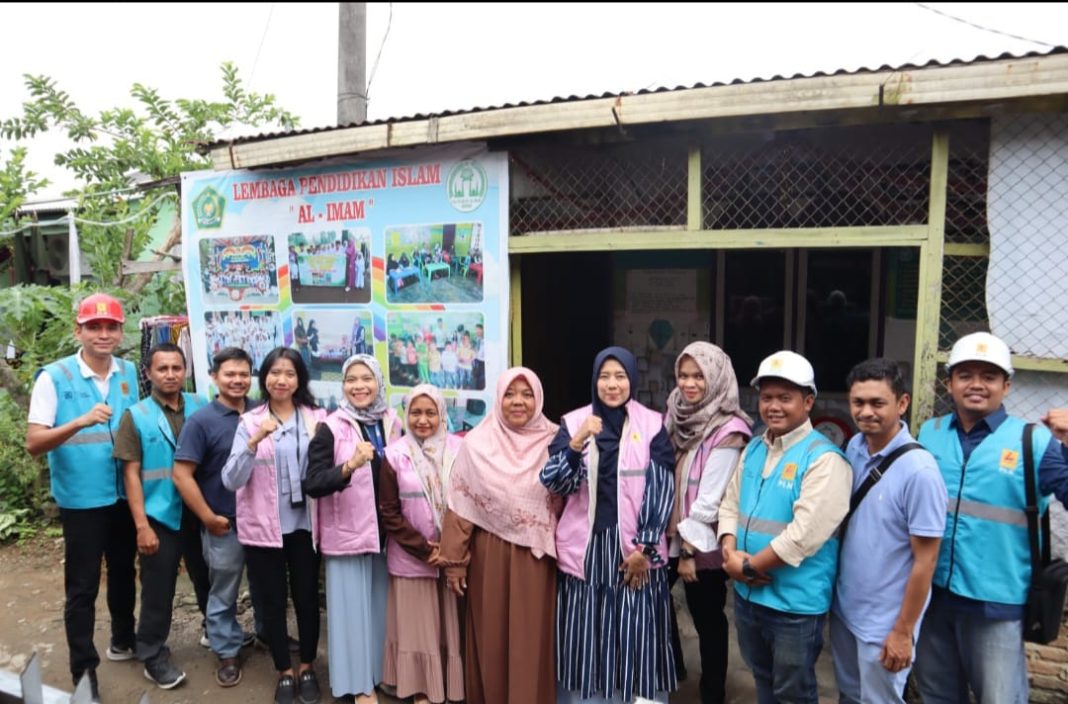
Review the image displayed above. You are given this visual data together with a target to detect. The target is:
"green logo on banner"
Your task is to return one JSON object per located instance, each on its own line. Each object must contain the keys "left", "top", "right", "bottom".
{"left": 447, "top": 160, "right": 488, "bottom": 213}
{"left": 192, "top": 187, "right": 225, "bottom": 229}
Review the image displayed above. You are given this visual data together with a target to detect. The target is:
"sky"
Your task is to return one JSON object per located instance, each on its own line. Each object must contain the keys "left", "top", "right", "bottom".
{"left": 2, "top": 2, "right": 1066, "bottom": 200}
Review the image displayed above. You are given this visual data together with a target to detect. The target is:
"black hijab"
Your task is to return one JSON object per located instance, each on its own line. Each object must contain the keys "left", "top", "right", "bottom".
{"left": 591, "top": 346, "right": 637, "bottom": 446}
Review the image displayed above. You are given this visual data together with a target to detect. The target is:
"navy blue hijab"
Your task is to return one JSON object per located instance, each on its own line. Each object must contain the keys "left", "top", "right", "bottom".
{"left": 591, "top": 346, "right": 638, "bottom": 445}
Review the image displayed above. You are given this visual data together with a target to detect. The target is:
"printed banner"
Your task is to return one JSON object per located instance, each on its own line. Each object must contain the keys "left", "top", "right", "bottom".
{"left": 181, "top": 146, "right": 508, "bottom": 430}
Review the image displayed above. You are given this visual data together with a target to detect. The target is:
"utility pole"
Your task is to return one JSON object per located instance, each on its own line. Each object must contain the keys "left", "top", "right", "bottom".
{"left": 337, "top": 2, "right": 367, "bottom": 125}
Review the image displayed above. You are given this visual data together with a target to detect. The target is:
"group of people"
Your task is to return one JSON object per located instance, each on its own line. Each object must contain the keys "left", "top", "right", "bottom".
{"left": 206, "top": 310, "right": 280, "bottom": 371}
{"left": 389, "top": 320, "right": 485, "bottom": 391}
{"left": 26, "top": 291, "right": 1068, "bottom": 704}
{"left": 289, "top": 236, "right": 369, "bottom": 292}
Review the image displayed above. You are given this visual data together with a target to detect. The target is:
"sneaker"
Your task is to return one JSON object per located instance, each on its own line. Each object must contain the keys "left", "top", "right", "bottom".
{"left": 143, "top": 658, "right": 187, "bottom": 690}
{"left": 200, "top": 629, "right": 211, "bottom": 648}
{"left": 297, "top": 670, "right": 321, "bottom": 704}
{"left": 274, "top": 675, "right": 297, "bottom": 704}
{"left": 215, "top": 657, "right": 243, "bottom": 688}
{"left": 105, "top": 644, "right": 135, "bottom": 661}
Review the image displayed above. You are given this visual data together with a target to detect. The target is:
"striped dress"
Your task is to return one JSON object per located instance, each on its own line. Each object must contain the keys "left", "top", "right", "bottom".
{"left": 541, "top": 426, "right": 677, "bottom": 702}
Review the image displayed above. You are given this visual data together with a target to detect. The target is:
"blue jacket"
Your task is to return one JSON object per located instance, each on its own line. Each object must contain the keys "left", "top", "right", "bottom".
{"left": 736, "top": 430, "right": 846, "bottom": 615}
{"left": 128, "top": 393, "right": 206, "bottom": 531}
{"left": 40, "top": 354, "right": 139, "bottom": 509}
{"left": 919, "top": 414, "right": 1052, "bottom": 605}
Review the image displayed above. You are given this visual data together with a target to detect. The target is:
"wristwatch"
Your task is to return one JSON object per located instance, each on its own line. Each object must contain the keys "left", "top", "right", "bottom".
{"left": 640, "top": 543, "right": 658, "bottom": 558}
{"left": 741, "top": 558, "right": 759, "bottom": 581}
{"left": 679, "top": 547, "right": 696, "bottom": 560}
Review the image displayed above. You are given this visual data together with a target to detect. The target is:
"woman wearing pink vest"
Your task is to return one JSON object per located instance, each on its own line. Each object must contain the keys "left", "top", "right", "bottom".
{"left": 304, "top": 355, "right": 402, "bottom": 703}
{"left": 665, "top": 342, "right": 752, "bottom": 704}
{"left": 222, "top": 347, "right": 327, "bottom": 704}
{"left": 540, "top": 346, "right": 678, "bottom": 703}
{"left": 440, "top": 367, "right": 561, "bottom": 704}
{"left": 379, "top": 385, "right": 463, "bottom": 704}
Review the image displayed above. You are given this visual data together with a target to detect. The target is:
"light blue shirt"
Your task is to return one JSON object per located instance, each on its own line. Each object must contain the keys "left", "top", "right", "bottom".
{"left": 833, "top": 422, "right": 947, "bottom": 643}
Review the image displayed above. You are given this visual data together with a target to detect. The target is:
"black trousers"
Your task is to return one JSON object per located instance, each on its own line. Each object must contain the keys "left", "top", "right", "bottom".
{"left": 59, "top": 500, "right": 137, "bottom": 679}
{"left": 180, "top": 505, "right": 210, "bottom": 621}
{"left": 135, "top": 518, "right": 182, "bottom": 666}
{"left": 244, "top": 530, "right": 320, "bottom": 671}
{"left": 668, "top": 560, "right": 730, "bottom": 704}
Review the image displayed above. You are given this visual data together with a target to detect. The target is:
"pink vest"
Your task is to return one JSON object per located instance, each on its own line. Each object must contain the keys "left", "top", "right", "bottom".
{"left": 556, "top": 400, "right": 667, "bottom": 580}
{"left": 316, "top": 408, "right": 402, "bottom": 556}
{"left": 383, "top": 434, "right": 462, "bottom": 578}
{"left": 236, "top": 404, "right": 327, "bottom": 548}
{"left": 681, "top": 417, "right": 752, "bottom": 571}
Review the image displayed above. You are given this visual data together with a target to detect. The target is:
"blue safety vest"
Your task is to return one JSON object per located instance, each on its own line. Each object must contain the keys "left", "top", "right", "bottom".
{"left": 40, "top": 354, "right": 140, "bottom": 509}
{"left": 919, "top": 414, "right": 1051, "bottom": 605}
{"left": 736, "top": 430, "right": 847, "bottom": 615}
{"left": 128, "top": 393, "right": 206, "bottom": 531}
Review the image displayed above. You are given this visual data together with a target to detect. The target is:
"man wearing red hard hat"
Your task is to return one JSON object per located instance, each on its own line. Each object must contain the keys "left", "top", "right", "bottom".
{"left": 26, "top": 292, "right": 141, "bottom": 702}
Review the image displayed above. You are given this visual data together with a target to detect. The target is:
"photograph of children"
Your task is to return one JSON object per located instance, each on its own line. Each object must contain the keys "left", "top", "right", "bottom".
{"left": 386, "top": 312, "right": 486, "bottom": 390}
{"left": 291, "top": 308, "right": 374, "bottom": 381}
{"left": 384, "top": 222, "right": 484, "bottom": 304}
{"left": 198, "top": 235, "right": 279, "bottom": 304}
{"left": 288, "top": 228, "right": 371, "bottom": 304}
{"left": 389, "top": 392, "right": 490, "bottom": 435}
{"left": 204, "top": 310, "right": 281, "bottom": 373}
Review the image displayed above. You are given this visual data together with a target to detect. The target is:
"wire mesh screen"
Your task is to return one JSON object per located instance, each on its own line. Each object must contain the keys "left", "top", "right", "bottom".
{"left": 509, "top": 141, "right": 687, "bottom": 235}
{"left": 939, "top": 254, "right": 989, "bottom": 350}
{"left": 701, "top": 124, "right": 931, "bottom": 230}
{"left": 945, "top": 120, "right": 990, "bottom": 245}
{"left": 935, "top": 112, "right": 1068, "bottom": 429}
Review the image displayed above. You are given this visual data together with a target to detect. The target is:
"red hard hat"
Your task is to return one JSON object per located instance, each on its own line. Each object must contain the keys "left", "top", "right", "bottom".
{"left": 76, "top": 293, "right": 125, "bottom": 324}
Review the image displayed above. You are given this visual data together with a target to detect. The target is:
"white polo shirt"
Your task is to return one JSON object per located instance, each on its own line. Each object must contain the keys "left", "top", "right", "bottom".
{"left": 27, "top": 350, "right": 122, "bottom": 427}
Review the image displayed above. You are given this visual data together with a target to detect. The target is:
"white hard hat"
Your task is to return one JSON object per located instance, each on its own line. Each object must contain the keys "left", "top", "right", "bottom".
{"left": 751, "top": 351, "right": 817, "bottom": 397}
{"left": 946, "top": 332, "right": 1013, "bottom": 377}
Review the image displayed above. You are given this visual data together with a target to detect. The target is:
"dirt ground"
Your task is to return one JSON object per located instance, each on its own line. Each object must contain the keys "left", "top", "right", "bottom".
{"left": 0, "top": 534, "right": 837, "bottom": 703}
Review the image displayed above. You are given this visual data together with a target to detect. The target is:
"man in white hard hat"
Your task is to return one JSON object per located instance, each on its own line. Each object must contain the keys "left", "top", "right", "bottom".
{"left": 718, "top": 351, "right": 853, "bottom": 704}
{"left": 913, "top": 332, "right": 1068, "bottom": 704}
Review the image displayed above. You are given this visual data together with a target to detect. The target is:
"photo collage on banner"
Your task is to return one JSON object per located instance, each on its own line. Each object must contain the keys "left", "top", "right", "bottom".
{"left": 181, "top": 147, "right": 508, "bottom": 433}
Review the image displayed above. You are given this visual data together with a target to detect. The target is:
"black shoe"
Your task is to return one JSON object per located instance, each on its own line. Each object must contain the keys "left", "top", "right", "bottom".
{"left": 275, "top": 675, "right": 297, "bottom": 704}
{"left": 297, "top": 670, "right": 321, "bottom": 704}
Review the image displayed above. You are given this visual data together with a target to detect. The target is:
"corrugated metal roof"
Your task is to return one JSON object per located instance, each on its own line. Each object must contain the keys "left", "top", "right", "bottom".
{"left": 209, "top": 47, "right": 1068, "bottom": 150}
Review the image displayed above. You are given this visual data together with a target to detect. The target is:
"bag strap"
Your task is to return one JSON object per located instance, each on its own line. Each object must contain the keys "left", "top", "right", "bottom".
{"left": 849, "top": 442, "right": 925, "bottom": 515}
{"left": 840, "top": 442, "right": 924, "bottom": 543}
{"left": 1022, "top": 423, "right": 1049, "bottom": 582}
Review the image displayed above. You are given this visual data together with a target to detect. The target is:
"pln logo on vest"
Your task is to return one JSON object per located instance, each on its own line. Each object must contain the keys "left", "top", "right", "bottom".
{"left": 778, "top": 462, "right": 798, "bottom": 489}
{"left": 999, "top": 448, "right": 1020, "bottom": 475}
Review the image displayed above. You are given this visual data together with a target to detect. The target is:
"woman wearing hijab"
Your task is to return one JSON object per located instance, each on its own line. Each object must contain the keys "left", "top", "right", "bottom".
{"left": 222, "top": 347, "right": 327, "bottom": 704}
{"left": 379, "top": 385, "right": 464, "bottom": 704}
{"left": 540, "top": 346, "right": 678, "bottom": 703}
{"left": 304, "top": 355, "right": 402, "bottom": 703}
{"left": 440, "top": 367, "right": 561, "bottom": 704}
{"left": 665, "top": 342, "right": 752, "bottom": 704}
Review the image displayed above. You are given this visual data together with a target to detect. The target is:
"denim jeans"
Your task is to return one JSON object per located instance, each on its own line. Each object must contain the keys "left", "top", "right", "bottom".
{"left": 913, "top": 601, "right": 1028, "bottom": 704}
{"left": 201, "top": 524, "right": 248, "bottom": 658}
{"left": 733, "top": 596, "right": 824, "bottom": 704}
{"left": 829, "top": 612, "right": 909, "bottom": 704}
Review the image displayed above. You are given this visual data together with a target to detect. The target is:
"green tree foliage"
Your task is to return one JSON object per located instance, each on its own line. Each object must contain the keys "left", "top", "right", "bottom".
{"left": 0, "top": 63, "right": 298, "bottom": 538}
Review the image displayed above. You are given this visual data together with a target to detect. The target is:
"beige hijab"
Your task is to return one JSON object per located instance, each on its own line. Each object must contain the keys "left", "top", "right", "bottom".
{"left": 665, "top": 342, "right": 752, "bottom": 535}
